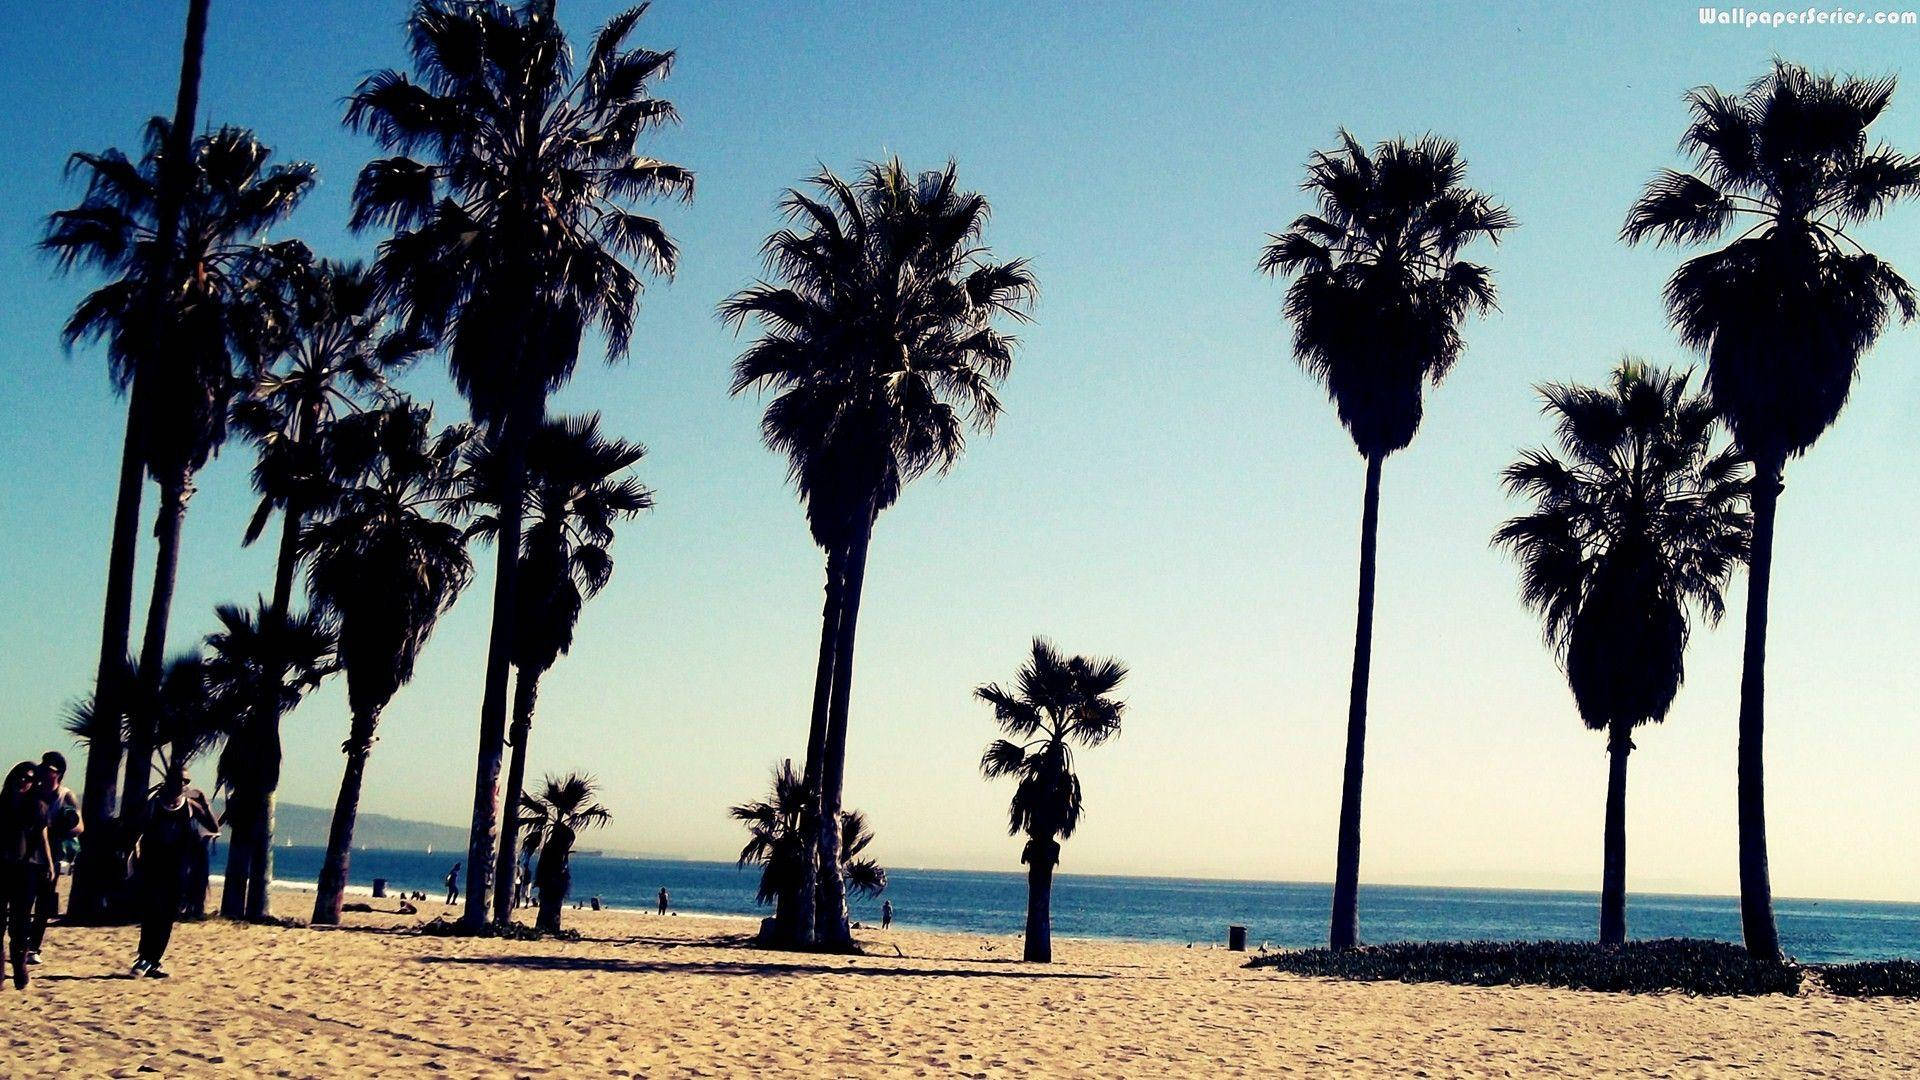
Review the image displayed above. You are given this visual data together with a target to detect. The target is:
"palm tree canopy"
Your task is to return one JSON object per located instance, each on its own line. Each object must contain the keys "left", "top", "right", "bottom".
{"left": 234, "top": 259, "right": 427, "bottom": 544}
{"left": 730, "top": 759, "right": 887, "bottom": 904}
{"left": 300, "top": 403, "right": 474, "bottom": 720}
{"left": 45, "top": 121, "right": 316, "bottom": 480}
{"left": 519, "top": 772, "right": 612, "bottom": 854}
{"left": 721, "top": 158, "right": 1037, "bottom": 548}
{"left": 1495, "top": 362, "right": 1751, "bottom": 733}
{"left": 202, "top": 601, "right": 339, "bottom": 794}
{"left": 346, "top": 0, "right": 692, "bottom": 428}
{"left": 978, "top": 638, "right": 1128, "bottom": 850}
{"left": 459, "top": 413, "right": 652, "bottom": 674}
{"left": 1623, "top": 62, "right": 1920, "bottom": 464}
{"left": 1259, "top": 132, "right": 1513, "bottom": 458}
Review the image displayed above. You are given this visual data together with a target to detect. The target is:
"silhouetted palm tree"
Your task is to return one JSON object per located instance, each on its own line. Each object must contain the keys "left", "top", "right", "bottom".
{"left": 347, "top": 0, "right": 690, "bottom": 926}
{"left": 1495, "top": 362, "right": 1750, "bottom": 944}
{"left": 46, "top": 123, "right": 315, "bottom": 831}
{"left": 224, "top": 259, "right": 418, "bottom": 917}
{"left": 42, "top": 0, "right": 209, "bottom": 920}
{"left": 723, "top": 159, "right": 1036, "bottom": 949}
{"left": 461, "top": 414, "right": 651, "bottom": 925}
{"left": 1623, "top": 62, "right": 1918, "bottom": 960}
{"left": 303, "top": 404, "right": 473, "bottom": 924}
{"left": 519, "top": 773, "right": 611, "bottom": 932}
{"left": 202, "top": 601, "right": 338, "bottom": 919}
{"left": 730, "top": 760, "right": 887, "bottom": 942}
{"left": 1259, "top": 132, "right": 1513, "bottom": 949}
{"left": 978, "top": 639, "right": 1129, "bottom": 963}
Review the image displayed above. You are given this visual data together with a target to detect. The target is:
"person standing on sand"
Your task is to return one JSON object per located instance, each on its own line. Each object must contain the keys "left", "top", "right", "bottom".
{"left": 2, "top": 762, "right": 53, "bottom": 989}
{"left": 131, "top": 774, "right": 218, "bottom": 979}
{"left": 27, "top": 753, "right": 80, "bottom": 966}
{"left": 657, "top": 886, "right": 668, "bottom": 915}
{"left": 882, "top": 900, "right": 893, "bottom": 930}
{"left": 445, "top": 863, "right": 461, "bottom": 906}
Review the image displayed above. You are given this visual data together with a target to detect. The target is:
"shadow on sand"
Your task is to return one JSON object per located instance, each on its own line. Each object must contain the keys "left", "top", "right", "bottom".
{"left": 416, "top": 954, "right": 1113, "bottom": 980}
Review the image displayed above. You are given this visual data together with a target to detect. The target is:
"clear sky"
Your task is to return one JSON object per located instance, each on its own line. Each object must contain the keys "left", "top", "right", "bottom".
{"left": 2, "top": 0, "right": 1917, "bottom": 901}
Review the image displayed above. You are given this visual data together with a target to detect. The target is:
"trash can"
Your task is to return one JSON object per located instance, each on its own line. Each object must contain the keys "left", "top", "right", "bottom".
{"left": 372, "top": 878, "right": 387, "bottom": 898}
{"left": 1228, "top": 925, "right": 1247, "bottom": 951}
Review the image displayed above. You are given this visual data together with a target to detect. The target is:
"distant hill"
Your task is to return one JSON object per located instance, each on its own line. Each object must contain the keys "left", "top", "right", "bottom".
{"left": 243, "top": 803, "right": 470, "bottom": 852}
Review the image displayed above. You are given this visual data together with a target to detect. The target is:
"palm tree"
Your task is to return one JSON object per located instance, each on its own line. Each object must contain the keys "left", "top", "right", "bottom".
{"left": 977, "top": 639, "right": 1128, "bottom": 963}
{"left": 1258, "top": 132, "right": 1513, "bottom": 949}
{"left": 461, "top": 414, "right": 652, "bottom": 925}
{"left": 302, "top": 404, "right": 473, "bottom": 925}
{"left": 519, "top": 773, "right": 611, "bottom": 933}
{"left": 729, "top": 760, "right": 887, "bottom": 943}
{"left": 722, "top": 159, "right": 1036, "bottom": 949}
{"left": 346, "top": 0, "right": 691, "bottom": 926}
{"left": 224, "top": 258, "right": 420, "bottom": 916}
{"left": 1623, "top": 62, "right": 1919, "bottom": 960}
{"left": 201, "top": 602, "right": 338, "bottom": 919}
{"left": 46, "top": 123, "right": 316, "bottom": 833}
{"left": 1495, "top": 362, "right": 1750, "bottom": 944}
{"left": 42, "top": 0, "right": 209, "bottom": 920}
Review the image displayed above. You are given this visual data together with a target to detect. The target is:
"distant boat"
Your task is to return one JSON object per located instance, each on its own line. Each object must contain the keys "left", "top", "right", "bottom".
{"left": 578, "top": 849, "right": 605, "bottom": 858}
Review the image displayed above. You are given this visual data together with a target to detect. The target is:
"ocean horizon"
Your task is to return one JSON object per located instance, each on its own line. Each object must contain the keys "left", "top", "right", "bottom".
{"left": 241, "top": 845, "right": 1920, "bottom": 965}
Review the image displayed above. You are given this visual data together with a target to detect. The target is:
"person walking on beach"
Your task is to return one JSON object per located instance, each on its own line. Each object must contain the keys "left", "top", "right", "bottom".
{"left": 657, "top": 886, "right": 668, "bottom": 915}
{"left": 445, "top": 863, "right": 461, "bottom": 906}
{"left": 131, "top": 773, "right": 218, "bottom": 979}
{"left": 882, "top": 900, "right": 893, "bottom": 930}
{"left": 26, "top": 753, "right": 81, "bottom": 965}
{"left": 2, "top": 761, "right": 53, "bottom": 989}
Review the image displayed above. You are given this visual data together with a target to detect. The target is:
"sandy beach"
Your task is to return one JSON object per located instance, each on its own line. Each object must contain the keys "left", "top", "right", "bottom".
{"left": 1, "top": 890, "right": 1913, "bottom": 1078}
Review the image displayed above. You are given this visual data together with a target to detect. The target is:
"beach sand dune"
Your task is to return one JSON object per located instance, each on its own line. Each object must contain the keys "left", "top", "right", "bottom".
{"left": 6, "top": 895, "right": 1916, "bottom": 1077}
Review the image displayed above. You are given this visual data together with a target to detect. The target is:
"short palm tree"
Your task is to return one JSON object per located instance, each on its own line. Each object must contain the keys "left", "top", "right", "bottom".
{"left": 347, "top": 0, "right": 691, "bottom": 926}
{"left": 1495, "top": 362, "right": 1750, "bottom": 944}
{"left": 461, "top": 414, "right": 652, "bottom": 925}
{"left": 1623, "top": 62, "right": 1919, "bottom": 960}
{"left": 302, "top": 403, "right": 473, "bottom": 924}
{"left": 519, "top": 773, "right": 611, "bottom": 932}
{"left": 46, "top": 122, "right": 315, "bottom": 829}
{"left": 224, "top": 258, "right": 419, "bottom": 917}
{"left": 1259, "top": 132, "right": 1513, "bottom": 949}
{"left": 42, "top": 0, "right": 210, "bottom": 921}
{"left": 978, "top": 639, "right": 1129, "bottom": 963}
{"left": 730, "top": 760, "right": 887, "bottom": 943}
{"left": 201, "top": 601, "right": 338, "bottom": 919}
{"left": 723, "top": 159, "right": 1036, "bottom": 949}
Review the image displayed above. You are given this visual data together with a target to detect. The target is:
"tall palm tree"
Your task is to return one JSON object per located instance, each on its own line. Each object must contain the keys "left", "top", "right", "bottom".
{"left": 977, "top": 638, "right": 1128, "bottom": 963}
{"left": 518, "top": 773, "right": 611, "bottom": 932}
{"left": 1623, "top": 62, "right": 1918, "bottom": 960}
{"left": 1495, "top": 362, "right": 1750, "bottom": 944}
{"left": 47, "top": 123, "right": 316, "bottom": 833}
{"left": 201, "top": 601, "right": 338, "bottom": 919}
{"left": 302, "top": 404, "right": 473, "bottom": 925}
{"left": 461, "top": 414, "right": 651, "bottom": 925}
{"left": 723, "top": 159, "right": 1036, "bottom": 949}
{"left": 730, "top": 760, "right": 887, "bottom": 942}
{"left": 1258, "top": 132, "right": 1513, "bottom": 949}
{"left": 42, "top": 0, "right": 209, "bottom": 921}
{"left": 224, "top": 259, "right": 420, "bottom": 916}
{"left": 346, "top": 0, "right": 691, "bottom": 926}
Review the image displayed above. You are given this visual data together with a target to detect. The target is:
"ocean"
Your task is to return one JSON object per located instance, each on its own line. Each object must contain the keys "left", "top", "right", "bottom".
{"left": 250, "top": 845, "right": 1920, "bottom": 965}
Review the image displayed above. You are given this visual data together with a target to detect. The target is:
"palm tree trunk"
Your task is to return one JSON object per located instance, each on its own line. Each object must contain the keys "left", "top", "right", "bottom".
{"left": 1024, "top": 838, "right": 1059, "bottom": 963}
{"left": 535, "top": 852, "right": 569, "bottom": 933}
{"left": 1738, "top": 459, "right": 1783, "bottom": 961}
{"left": 815, "top": 513, "right": 874, "bottom": 951}
{"left": 1330, "top": 451, "right": 1384, "bottom": 951}
{"left": 491, "top": 669, "right": 540, "bottom": 925}
{"left": 219, "top": 790, "right": 255, "bottom": 917}
{"left": 785, "top": 548, "right": 843, "bottom": 949}
{"left": 312, "top": 705, "right": 381, "bottom": 926}
{"left": 1599, "top": 727, "right": 1632, "bottom": 946}
{"left": 463, "top": 410, "right": 531, "bottom": 927}
{"left": 123, "top": 472, "right": 192, "bottom": 818}
{"left": 244, "top": 793, "right": 275, "bottom": 919}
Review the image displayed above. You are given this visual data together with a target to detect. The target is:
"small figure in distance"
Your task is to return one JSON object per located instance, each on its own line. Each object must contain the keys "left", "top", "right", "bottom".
{"left": 657, "top": 886, "right": 668, "bottom": 916}
{"left": 882, "top": 899, "right": 893, "bottom": 930}
{"left": 444, "top": 863, "right": 461, "bottom": 906}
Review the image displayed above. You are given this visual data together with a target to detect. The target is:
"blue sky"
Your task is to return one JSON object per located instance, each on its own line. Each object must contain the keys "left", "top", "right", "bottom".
{"left": 2, "top": 0, "right": 1917, "bottom": 900}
